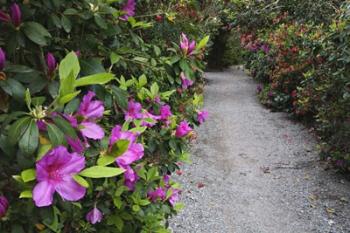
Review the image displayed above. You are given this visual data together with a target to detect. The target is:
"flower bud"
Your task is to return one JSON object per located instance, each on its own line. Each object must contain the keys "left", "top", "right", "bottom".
{"left": 0, "top": 196, "right": 9, "bottom": 218}
{"left": 10, "top": 3, "right": 21, "bottom": 27}
{"left": 46, "top": 53, "right": 57, "bottom": 75}
{"left": 86, "top": 207, "right": 103, "bottom": 225}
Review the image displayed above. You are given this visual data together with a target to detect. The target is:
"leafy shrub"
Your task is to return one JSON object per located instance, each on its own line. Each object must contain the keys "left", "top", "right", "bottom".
{"left": 237, "top": 1, "right": 350, "bottom": 170}
{"left": 0, "top": 0, "right": 217, "bottom": 232}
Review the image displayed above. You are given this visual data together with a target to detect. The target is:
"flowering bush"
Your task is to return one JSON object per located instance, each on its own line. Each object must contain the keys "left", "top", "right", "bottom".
{"left": 237, "top": 1, "right": 350, "bottom": 170}
{"left": 0, "top": 0, "right": 216, "bottom": 232}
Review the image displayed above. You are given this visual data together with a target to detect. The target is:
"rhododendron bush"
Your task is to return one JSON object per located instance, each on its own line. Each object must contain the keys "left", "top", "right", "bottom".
{"left": 0, "top": 0, "right": 218, "bottom": 232}
{"left": 235, "top": 1, "right": 350, "bottom": 170}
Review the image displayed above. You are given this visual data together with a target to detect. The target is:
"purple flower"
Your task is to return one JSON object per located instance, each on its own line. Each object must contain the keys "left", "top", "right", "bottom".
{"left": 141, "top": 110, "right": 160, "bottom": 127}
{"left": 74, "top": 91, "right": 105, "bottom": 140}
{"left": 125, "top": 100, "right": 143, "bottom": 121}
{"left": 46, "top": 53, "right": 57, "bottom": 75}
{"left": 116, "top": 143, "right": 144, "bottom": 168}
{"left": 163, "top": 175, "right": 170, "bottom": 184}
{"left": 160, "top": 104, "right": 172, "bottom": 120}
{"left": 86, "top": 207, "right": 103, "bottom": 224}
{"left": 268, "top": 91, "right": 274, "bottom": 98}
{"left": 0, "top": 196, "right": 9, "bottom": 218}
{"left": 168, "top": 188, "right": 181, "bottom": 206}
{"left": 180, "top": 72, "right": 193, "bottom": 90}
{"left": 78, "top": 91, "right": 104, "bottom": 120}
{"left": 180, "top": 33, "right": 196, "bottom": 56}
{"left": 197, "top": 110, "right": 208, "bottom": 124}
{"left": 67, "top": 137, "right": 85, "bottom": 154}
{"left": 175, "top": 120, "right": 192, "bottom": 138}
{"left": 120, "top": 0, "right": 136, "bottom": 21}
{"left": 10, "top": 3, "right": 21, "bottom": 27}
{"left": 109, "top": 125, "right": 144, "bottom": 168}
{"left": 261, "top": 44, "right": 270, "bottom": 54}
{"left": 0, "top": 48, "right": 6, "bottom": 71}
{"left": 148, "top": 187, "right": 166, "bottom": 202}
{"left": 257, "top": 84, "right": 263, "bottom": 93}
{"left": 33, "top": 146, "right": 86, "bottom": 207}
{"left": 123, "top": 166, "right": 139, "bottom": 190}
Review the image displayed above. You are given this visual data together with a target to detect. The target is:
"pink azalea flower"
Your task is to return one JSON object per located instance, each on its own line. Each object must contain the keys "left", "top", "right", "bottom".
{"left": 78, "top": 91, "right": 104, "bottom": 120}
{"left": 125, "top": 100, "right": 143, "bottom": 121}
{"left": 175, "top": 120, "right": 192, "bottom": 138}
{"left": 109, "top": 125, "right": 144, "bottom": 190}
{"left": 66, "top": 91, "right": 105, "bottom": 140}
{"left": 123, "top": 166, "right": 139, "bottom": 190}
{"left": 168, "top": 188, "right": 181, "bottom": 206}
{"left": 197, "top": 110, "right": 208, "bottom": 124}
{"left": 180, "top": 72, "right": 194, "bottom": 90}
{"left": 120, "top": 0, "right": 136, "bottom": 21}
{"left": 180, "top": 33, "right": 196, "bottom": 56}
{"left": 148, "top": 187, "right": 166, "bottom": 202}
{"left": 33, "top": 146, "right": 86, "bottom": 207}
{"left": 0, "top": 196, "right": 9, "bottom": 218}
{"left": 66, "top": 137, "right": 85, "bottom": 154}
{"left": 86, "top": 207, "right": 103, "bottom": 224}
{"left": 160, "top": 105, "right": 172, "bottom": 120}
{"left": 141, "top": 110, "right": 160, "bottom": 127}
{"left": 109, "top": 126, "right": 143, "bottom": 167}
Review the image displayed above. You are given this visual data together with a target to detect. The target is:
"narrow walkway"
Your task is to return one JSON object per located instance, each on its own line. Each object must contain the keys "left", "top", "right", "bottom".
{"left": 170, "top": 67, "right": 350, "bottom": 233}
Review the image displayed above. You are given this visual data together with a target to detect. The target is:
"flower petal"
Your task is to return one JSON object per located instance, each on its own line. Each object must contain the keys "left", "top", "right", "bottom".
{"left": 59, "top": 152, "right": 85, "bottom": 175}
{"left": 55, "top": 177, "right": 86, "bottom": 201}
{"left": 33, "top": 181, "right": 55, "bottom": 207}
{"left": 80, "top": 122, "right": 105, "bottom": 140}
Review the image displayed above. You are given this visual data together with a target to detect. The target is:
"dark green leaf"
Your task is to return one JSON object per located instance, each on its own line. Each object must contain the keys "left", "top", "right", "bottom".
{"left": 19, "top": 119, "right": 39, "bottom": 154}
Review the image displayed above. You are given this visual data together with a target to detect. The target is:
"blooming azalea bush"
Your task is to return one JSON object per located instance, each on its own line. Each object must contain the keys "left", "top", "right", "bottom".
{"left": 0, "top": 0, "right": 215, "bottom": 232}
{"left": 236, "top": 1, "right": 350, "bottom": 170}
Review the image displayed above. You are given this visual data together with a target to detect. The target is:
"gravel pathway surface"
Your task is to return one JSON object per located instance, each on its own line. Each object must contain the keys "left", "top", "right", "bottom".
{"left": 169, "top": 67, "right": 350, "bottom": 233}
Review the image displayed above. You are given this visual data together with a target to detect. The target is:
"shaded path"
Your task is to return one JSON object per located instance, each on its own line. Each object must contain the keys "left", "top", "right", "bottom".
{"left": 170, "top": 67, "right": 350, "bottom": 233}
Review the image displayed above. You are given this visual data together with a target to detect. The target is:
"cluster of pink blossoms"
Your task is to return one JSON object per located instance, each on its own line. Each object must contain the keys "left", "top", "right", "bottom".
{"left": 147, "top": 175, "right": 181, "bottom": 206}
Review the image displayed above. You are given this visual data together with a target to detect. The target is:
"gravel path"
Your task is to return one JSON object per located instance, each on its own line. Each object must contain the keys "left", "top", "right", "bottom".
{"left": 169, "top": 67, "right": 350, "bottom": 233}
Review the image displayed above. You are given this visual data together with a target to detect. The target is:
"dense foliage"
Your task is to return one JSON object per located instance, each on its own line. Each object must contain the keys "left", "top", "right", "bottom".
{"left": 236, "top": 0, "right": 350, "bottom": 170}
{"left": 0, "top": 0, "right": 224, "bottom": 232}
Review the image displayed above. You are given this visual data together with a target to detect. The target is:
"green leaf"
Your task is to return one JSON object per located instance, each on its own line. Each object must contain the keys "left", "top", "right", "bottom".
{"left": 59, "top": 52, "right": 80, "bottom": 81}
{"left": 24, "top": 89, "right": 31, "bottom": 110}
{"left": 110, "top": 139, "right": 130, "bottom": 157}
{"left": 37, "top": 144, "right": 52, "bottom": 161}
{"left": 21, "top": 169, "right": 36, "bottom": 183}
{"left": 75, "top": 73, "right": 115, "bottom": 87}
{"left": 58, "top": 90, "right": 81, "bottom": 105}
{"left": 8, "top": 117, "right": 32, "bottom": 145}
{"left": 196, "top": 35, "right": 210, "bottom": 50}
{"left": 19, "top": 190, "right": 33, "bottom": 199}
{"left": 19, "top": 119, "right": 39, "bottom": 154}
{"left": 79, "top": 166, "right": 125, "bottom": 178}
{"left": 61, "top": 15, "right": 72, "bottom": 33}
{"left": 94, "top": 15, "right": 108, "bottom": 29}
{"left": 53, "top": 116, "right": 78, "bottom": 139}
{"left": 97, "top": 155, "right": 116, "bottom": 167}
{"left": 150, "top": 82, "right": 159, "bottom": 97}
{"left": 73, "top": 175, "right": 89, "bottom": 188}
{"left": 138, "top": 74, "right": 147, "bottom": 88}
{"left": 110, "top": 52, "right": 121, "bottom": 65}
{"left": 111, "top": 86, "right": 128, "bottom": 110}
{"left": 47, "top": 123, "right": 65, "bottom": 146}
{"left": 146, "top": 167, "right": 159, "bottom": 182}
{"left": 23, "top": 22, "right": 51, "bottom": 46}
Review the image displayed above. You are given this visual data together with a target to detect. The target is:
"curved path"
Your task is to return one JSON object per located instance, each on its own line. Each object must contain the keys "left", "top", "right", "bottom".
{"left": 170, "top": 67, "right": 350, "bottom": 233}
